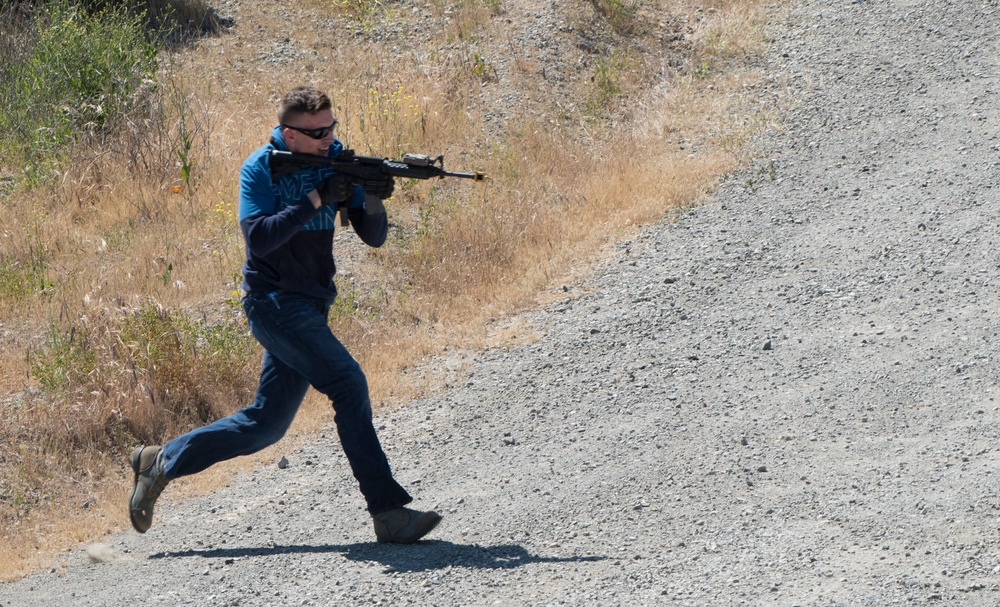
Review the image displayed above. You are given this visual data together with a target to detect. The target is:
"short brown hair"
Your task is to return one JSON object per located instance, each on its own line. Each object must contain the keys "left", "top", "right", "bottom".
{"left": 277, "top": 86, "right": 332, "bottom": 124}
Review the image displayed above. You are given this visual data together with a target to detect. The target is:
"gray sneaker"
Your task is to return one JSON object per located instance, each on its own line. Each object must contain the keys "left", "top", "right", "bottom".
{"left": 372, "top": 507, "right": 442, "bottom": 544}
{"left": 128, "top": 445, "right": 169, "bottom": 533}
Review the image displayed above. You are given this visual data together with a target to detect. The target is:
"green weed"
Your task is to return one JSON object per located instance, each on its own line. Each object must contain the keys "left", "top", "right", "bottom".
{"left": 471, "top": 53, "right": 498, "bottom": 82}
{"left": 328, "top": 281, "right": 361, "bottom": 322}
{"left": 28, "top": 323, "right": 97, "bottom": 392}
{"left": 695, "top": 59, "right": 712, "bottom": 79}
{"left": 587, "top": 50, "right": 630, "bottom": 114}
{"left": 0, "top": 263, "right": 36, "bottom": 300}
{"left": 28, "top": 302, "right": 257, "bottom": 430}
{"left": 587, "top": 0, "right": 641, "bottom": 36}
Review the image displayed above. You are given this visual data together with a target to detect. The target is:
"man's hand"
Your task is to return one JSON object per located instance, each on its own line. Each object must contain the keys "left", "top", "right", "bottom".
{"left": 359, "top": 174, "right": 395, "bottom": 199}
{"left": 315, "top": 174, "right": 354, "bottom": 206}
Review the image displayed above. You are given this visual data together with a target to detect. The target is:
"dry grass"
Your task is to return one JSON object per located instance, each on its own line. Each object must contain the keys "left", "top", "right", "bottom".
{"left": 0, "top": 0, "right": 784, "bottom": 580}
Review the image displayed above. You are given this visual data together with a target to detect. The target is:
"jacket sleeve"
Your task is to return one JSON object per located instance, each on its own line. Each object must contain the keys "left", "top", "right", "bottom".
{"left": 348, "top": 191, "right": 388, "bottom": 247}
{"left": 238, "top": 154, "right": 320, "bottom": 256}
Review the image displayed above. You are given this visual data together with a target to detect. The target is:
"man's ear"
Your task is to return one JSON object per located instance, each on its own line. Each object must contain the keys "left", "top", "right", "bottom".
{"left": 281, "top": 127, "right": 300, "bottom": 152}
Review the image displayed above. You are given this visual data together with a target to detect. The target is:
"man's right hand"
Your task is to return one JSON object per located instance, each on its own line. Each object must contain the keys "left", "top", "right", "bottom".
{"left": 315, "top": 174, "right": 354, "bottom": 206}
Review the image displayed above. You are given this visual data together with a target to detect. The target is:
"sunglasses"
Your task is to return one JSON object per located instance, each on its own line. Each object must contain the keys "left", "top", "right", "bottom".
{"left": 282, "top": 119, "right": 338, "bottom": 139}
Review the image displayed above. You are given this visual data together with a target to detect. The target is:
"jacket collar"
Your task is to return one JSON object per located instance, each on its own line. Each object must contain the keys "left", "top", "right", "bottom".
{"left": 269, "top": 125, "right": 288, "bottom": 150}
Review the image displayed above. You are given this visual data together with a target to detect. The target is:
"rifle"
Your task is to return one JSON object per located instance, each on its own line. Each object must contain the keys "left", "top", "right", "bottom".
{"left": 269, "top": 149, "right": 488, "bottom": 225}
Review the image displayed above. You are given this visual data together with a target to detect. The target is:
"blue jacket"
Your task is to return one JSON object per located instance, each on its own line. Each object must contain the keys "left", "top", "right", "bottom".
{"left": 238, "top": 126, "right": 388, "bottom": 302}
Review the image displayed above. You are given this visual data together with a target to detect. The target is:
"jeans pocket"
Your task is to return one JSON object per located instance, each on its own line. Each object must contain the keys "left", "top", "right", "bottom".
{"left": 243, "top": 296, "right": 277, "bottom": 349}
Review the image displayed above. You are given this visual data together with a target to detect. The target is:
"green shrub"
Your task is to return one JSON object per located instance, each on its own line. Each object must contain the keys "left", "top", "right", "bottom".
{"left": 28, "top": 323, "right": 98, "bottom": 392}
{"left": 586, "top": 50, "right": 631, "bottom": 114}
{"left": 28, "top": 302, "right": 258, "bottom": 438}
{"left": 0, "top": 261, "right": 44, "bottom": 300}
{"left": 587, "top": 0, "right": 641, "bottom": 36}
{"left": 0, "top": 0, "right": 159, "bottom": 174}
{"left": 117, "top": 303, "right": 257, "bottom": 421}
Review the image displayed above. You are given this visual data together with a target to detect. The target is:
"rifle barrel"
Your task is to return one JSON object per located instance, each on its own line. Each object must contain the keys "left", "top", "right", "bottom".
{"left": 444, "top": 170, "right": 489, "bottom": 181}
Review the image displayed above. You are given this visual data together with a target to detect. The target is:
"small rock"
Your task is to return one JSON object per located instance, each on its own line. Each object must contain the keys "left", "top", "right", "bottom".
{"left": 278, "top": 456, "right": 289, "bottom": 469}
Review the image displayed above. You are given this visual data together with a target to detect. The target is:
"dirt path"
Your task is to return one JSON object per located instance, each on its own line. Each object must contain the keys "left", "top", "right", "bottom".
{"left": 4, "top": 0, "right": 1000, "bottom": 605}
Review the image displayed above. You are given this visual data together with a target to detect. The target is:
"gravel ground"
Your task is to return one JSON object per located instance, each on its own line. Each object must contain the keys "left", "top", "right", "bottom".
{"left": 4, "top": 0, "right": 1000, "bottom": 605}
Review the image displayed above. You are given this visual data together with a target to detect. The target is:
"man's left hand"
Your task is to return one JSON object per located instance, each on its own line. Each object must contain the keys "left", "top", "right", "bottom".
{"left": 316, "top": 174, "right": 354, "bottom": 205}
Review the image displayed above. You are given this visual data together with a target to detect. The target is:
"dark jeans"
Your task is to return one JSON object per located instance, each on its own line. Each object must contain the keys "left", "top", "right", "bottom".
{"left": 160, "top": 290, "right": 412, "bottom": 515}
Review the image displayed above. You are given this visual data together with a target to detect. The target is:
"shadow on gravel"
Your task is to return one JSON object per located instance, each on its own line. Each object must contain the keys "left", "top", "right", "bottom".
{"left": 150, "top": 541, "right": 606, "bottom": 573}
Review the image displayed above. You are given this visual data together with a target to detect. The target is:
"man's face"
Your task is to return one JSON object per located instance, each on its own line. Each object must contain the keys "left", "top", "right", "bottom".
{"left": 282, "top": 108, "right": 337, "bottom": 156}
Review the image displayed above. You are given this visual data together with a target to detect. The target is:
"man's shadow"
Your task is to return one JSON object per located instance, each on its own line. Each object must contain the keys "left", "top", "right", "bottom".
{"left": 150, "top": 540, "right": 606, "bottom": 573}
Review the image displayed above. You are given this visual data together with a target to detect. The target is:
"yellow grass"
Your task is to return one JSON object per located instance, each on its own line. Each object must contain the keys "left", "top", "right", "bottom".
{"left": 0, "top": 0, "right": 784, "bottom": 580}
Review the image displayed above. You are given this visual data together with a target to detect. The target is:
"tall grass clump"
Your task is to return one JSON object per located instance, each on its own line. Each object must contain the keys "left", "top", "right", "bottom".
{"left": 28, "top": 302, "right": 257, "bottom": 433}
{"left": 688, "top": 1, "right": 771, "bottom": 78}
{"left": 18, "top": 301, "right": 257, "bottom": 486}
{"left": 0, "top": 1, "right": 159, "bottom": 180}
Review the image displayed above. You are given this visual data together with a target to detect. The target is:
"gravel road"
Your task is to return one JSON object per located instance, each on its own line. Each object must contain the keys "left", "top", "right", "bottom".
{"left": 4, "top": 0, "right": 1000, "bottom": 605}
